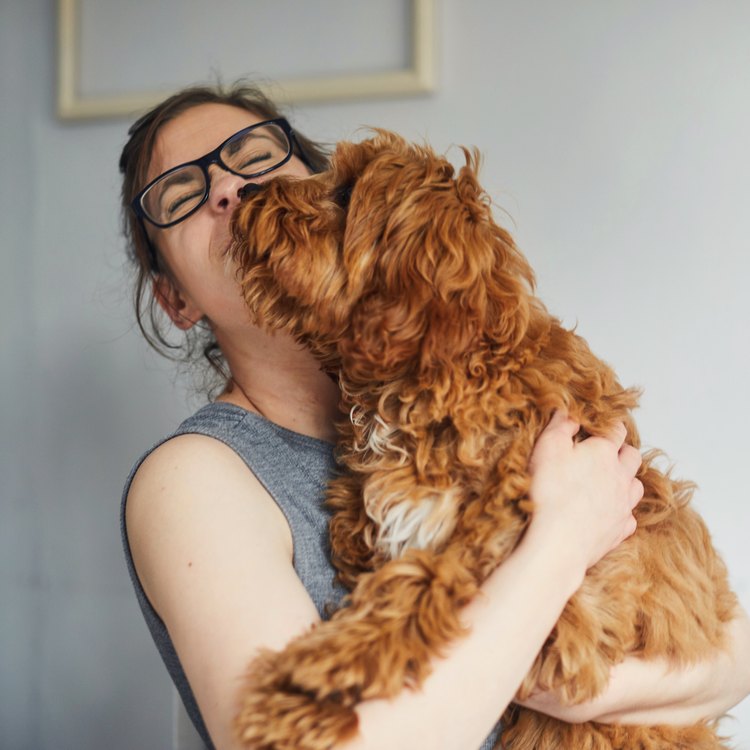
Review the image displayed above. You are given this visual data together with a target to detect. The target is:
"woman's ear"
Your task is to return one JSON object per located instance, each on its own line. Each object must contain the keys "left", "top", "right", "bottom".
{"left": 152, "top": 275, "right": 202, "bottom": 330}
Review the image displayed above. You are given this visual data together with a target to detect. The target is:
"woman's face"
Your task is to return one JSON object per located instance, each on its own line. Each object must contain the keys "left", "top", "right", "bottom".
{"left": 145, "top": 102, "right": 312, "bottom": 333}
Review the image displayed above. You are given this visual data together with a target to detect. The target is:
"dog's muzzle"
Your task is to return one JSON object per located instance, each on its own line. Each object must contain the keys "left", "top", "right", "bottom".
{"left": 238, "top": 182, "right": 266, "bottom": 201}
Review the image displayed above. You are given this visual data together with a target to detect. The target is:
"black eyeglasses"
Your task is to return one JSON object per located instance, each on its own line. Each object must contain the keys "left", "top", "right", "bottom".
{"left": 131, "top": 118, "right": 305, "bottom": 233}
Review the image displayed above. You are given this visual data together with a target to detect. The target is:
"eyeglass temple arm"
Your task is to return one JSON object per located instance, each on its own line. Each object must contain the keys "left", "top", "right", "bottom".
{"left": 138, "top": 216, "right": 161, "bottom": 273}
{"left": 291, "top": 133, "right": 324, "bottom": 174}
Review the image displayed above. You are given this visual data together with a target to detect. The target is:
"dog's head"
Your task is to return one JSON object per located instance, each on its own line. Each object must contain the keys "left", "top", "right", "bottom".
{"left": 230, "top": 130, "right": 535, "bottom": 381}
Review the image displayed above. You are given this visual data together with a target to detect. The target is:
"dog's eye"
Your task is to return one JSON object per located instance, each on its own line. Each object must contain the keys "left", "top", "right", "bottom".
{"left": 334, "top": 185, "right": 353, "bottom": 208}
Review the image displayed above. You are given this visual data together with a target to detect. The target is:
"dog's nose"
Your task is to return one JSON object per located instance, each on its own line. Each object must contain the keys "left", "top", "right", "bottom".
{"left": 238, "top": 182, "right": 265, "bottom": 201}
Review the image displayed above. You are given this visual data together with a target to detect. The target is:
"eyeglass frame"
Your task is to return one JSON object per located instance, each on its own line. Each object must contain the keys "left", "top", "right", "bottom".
{"left": 130, "top": 117, "right": 314, "bottom": 271}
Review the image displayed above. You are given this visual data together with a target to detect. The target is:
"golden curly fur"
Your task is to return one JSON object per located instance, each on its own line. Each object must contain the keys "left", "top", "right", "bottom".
{"left": 229, "top": 130, "right": 738, "bottom": 749}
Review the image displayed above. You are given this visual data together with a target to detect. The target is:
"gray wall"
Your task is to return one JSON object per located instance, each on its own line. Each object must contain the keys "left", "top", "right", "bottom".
{"left": 2, "top": 1, "right": 748, "bottom": 748}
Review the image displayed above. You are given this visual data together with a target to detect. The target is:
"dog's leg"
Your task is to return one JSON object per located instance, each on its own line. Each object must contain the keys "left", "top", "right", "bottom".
{"left": 235, "top": 546, "right": 479, "bottom": 749}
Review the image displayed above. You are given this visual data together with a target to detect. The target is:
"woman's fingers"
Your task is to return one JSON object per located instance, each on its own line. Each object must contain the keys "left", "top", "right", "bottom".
{"left": 618, "top": 443, "right": 642, "bottom": 474}
{"left": 546, "top": 409, "right": 580, "bottom": 438}
{"left": 613, "top": 441, "right": 644, "bottom": 510}
{"left": 629, "top": 477, "right": 645, "bottom": 508}
{"left": 528, "top": 413, "right": 646, "bottom": 569}
{"left": 602, "top": 420, "right": 628, "bottom": 451}
{"left": 600, "top": 427, "right": 644, "bottom": 512}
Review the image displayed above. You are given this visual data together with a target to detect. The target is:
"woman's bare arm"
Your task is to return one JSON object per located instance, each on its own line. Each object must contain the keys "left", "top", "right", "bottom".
{"left": 126, "top": 434, "right": 324, "bottom": 750}
{"left": 519, "top": 606, "right": 750, "bottom": 726}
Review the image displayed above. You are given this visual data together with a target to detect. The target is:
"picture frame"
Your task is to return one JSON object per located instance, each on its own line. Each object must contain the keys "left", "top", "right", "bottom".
{"left": 56, "top": 0, "right": 437, "bottom": 120}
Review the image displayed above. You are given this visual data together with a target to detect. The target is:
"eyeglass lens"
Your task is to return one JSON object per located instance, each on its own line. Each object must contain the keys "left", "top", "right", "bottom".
{"left": 141, "top": 122, "right": 291, "bottom": 226}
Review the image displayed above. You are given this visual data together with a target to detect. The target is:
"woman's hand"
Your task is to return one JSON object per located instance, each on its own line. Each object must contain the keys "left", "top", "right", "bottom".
{"left": 523, "top": 410, "right": 644, "bottom": 577}
{"left": 519, "top": 414, "right": 750, "bottom": 727}
{"left": 350, "top": 412, "right": 649, "bottom": 750}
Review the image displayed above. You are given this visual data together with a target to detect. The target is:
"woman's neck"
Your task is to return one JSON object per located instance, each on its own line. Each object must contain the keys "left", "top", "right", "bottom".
{"left": 216, "top": 327, "right": 342, "bottom": 444}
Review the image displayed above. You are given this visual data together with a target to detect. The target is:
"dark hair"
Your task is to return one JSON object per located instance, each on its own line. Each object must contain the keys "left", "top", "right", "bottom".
{"left": 118, "top": 80, "right": 330, "bottom": 394}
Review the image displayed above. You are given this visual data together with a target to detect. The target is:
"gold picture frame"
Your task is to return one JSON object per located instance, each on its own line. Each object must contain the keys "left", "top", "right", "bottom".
{"left": 56, "top": 0, "right": 437, "bottom": 120}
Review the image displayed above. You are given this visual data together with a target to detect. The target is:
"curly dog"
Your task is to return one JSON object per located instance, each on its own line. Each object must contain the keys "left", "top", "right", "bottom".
{"left": 229, "top": 130, "right": 738, "bottom": 749}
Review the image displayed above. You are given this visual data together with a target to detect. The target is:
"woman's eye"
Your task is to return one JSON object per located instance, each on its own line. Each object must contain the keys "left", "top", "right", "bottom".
{"left": 238, "top": 150, "right": 274, "bottom": 171}
{"left": 165, "top": 189, "right": 203, "bottom": 218}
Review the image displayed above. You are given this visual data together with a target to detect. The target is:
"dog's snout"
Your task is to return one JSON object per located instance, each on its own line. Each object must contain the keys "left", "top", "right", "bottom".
{"left": 238, "top": 182, "right": 265, "bottom": 201}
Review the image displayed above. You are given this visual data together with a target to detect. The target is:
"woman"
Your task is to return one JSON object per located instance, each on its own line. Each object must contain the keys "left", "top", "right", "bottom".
{"left": 120, "top": 82, "right": 750, "bottom": 750}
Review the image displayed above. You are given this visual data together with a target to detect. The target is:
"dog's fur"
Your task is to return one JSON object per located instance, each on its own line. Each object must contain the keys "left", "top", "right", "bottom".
{"left": 229, "top": 131, "right": 738, "bottom": 749}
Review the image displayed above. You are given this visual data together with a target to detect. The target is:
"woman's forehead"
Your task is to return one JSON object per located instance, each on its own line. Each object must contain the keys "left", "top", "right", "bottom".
{"left": 146, "top": 103, "right": 267, "bottom": 182}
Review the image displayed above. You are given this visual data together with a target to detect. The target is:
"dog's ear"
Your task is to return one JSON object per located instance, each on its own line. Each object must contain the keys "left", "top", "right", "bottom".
{"left": 338, "top": 146, "right": 536, "bottom": 382}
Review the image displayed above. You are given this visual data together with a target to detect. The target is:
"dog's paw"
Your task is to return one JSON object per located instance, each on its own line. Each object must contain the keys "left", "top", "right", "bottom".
{"left": 235, "top": 688, "right": 358, "bottom": 750}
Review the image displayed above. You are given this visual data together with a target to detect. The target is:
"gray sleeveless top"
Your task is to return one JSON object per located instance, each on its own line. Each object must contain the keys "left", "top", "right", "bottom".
{"left": 120, "top": 402, "right": 502, "bottom": 750}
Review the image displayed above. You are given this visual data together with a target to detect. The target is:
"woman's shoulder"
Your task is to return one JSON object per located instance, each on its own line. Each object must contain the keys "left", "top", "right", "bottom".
{"left": 121, "top": 399, "right": 343, "bottom": 618}
{"left": 125, "top": 424, "right": 295, "bottom": 601}
{"left": 122, "top": 400, "right": 282, "bottom": 518}
{"left": 127, "top": 419, "right": 294, "bottom": 538}
{"left": 124, "top": 401, "right": 267, "bottom": 523}
{"left": 131, "top": 427, "right": 256, "bottom": 491}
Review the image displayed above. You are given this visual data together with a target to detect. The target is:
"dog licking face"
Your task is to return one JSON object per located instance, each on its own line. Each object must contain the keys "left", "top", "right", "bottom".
{"left": 232, "top": 131, "right": 536, "bottom": 382}
{"left": 230, "top": 131, "right": 738, "bottom": 750}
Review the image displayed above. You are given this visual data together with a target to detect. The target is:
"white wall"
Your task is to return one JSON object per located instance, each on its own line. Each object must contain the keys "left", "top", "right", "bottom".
{"left": 1, "top": 1, "right": 748, "bottom": 748}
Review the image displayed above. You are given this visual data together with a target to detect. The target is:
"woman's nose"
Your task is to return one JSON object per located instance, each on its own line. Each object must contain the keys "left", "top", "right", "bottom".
{"left": 206, "top": 165, "right": 249, "bottom": 214}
